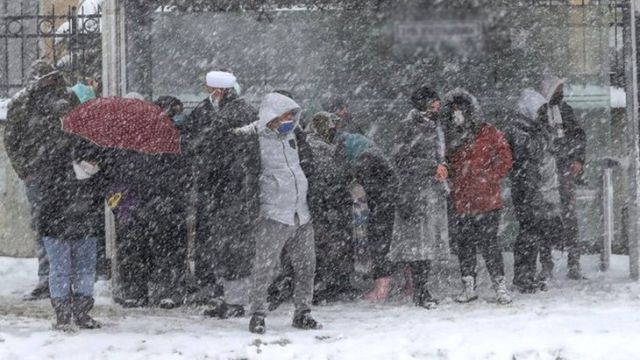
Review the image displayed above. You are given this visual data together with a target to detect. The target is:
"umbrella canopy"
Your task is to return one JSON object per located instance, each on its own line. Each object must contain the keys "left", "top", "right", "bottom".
{"left": 62, "top": 97, "right": 180, "bottom": 154}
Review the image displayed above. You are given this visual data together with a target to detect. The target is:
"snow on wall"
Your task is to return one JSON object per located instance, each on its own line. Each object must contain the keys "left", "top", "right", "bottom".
{"left": 0, "top": 99, "right": 9, "bottom": 121}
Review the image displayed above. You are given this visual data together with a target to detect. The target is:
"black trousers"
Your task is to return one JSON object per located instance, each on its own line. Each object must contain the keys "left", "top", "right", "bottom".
{"left": 314, "top": 221, "right": 353, "bottom": 299}
{"left": 513, "top": 215, "right": 563, "bottom": 286}
{"left": 116, "top": 203, "right": 187, "bottom": 303}
{"left": 193, "top": 191, "right": 254, "bottom": 287}
{"left": 453, "top": 210, "right": 504, "bottom": 279}
{"left": 367, "top": 193, "right": 395, "bottom": 279}
{"left": 559, "top": 170, "right": 580, "bottom": 270}
{"left": 193, "top": 189, "right": 219, "bottom": 288}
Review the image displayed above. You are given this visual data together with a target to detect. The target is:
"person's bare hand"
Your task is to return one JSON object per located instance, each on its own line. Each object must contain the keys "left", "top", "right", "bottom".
{"left": 435, "top": 164, "right": 448, "bottom": 182}
{"left": 570, "top": 161, "right": 583, "bottom": 178}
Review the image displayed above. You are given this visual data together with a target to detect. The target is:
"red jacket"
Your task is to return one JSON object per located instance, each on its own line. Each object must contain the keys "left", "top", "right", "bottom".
{"left": 449, "top": 123, "right": 513, "bottom": 215}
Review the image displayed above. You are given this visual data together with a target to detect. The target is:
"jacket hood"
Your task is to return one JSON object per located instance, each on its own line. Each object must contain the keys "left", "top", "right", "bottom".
{"left": 70, "top": 83, "right": 97, "bottom": 104}
{"left": 257, "top": 92, "right": 301, "bottom": 132}
{"left": 517, "top": 88, "right": 546, "bottom": 121}
{"left": 307, "top": 111, "right": 339, "bottom": 135}
{"left": 540, "top": 75, "right": 566, "bottom": 102}
{"left": 338, "top": 133, "right": 373, "bottom": 163}
{"left": 442, "top": 88, "right": 482, "bottom": 125}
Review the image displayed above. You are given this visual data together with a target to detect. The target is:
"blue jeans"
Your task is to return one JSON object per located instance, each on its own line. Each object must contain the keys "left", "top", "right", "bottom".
{"left": 43, "top": 237, "right": 97, "bottom": 299}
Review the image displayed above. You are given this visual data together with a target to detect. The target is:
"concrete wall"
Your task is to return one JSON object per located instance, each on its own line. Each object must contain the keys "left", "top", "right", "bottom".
{"left": 0, "top": 128, "right": 36, "bottom": 257}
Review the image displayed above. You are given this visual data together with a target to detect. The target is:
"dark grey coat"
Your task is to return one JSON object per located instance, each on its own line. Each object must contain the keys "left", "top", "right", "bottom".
{"left": 388, "top": 109, "right": 449, "bottom": 262}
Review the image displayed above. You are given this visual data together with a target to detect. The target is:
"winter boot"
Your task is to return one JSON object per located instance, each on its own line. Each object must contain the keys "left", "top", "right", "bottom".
{"left": 492, "top": 276, "right": 513, "bottom": 305}
{"left": 292, "top": 309, "right": 322, "bottom": 330}
{"left": 536, "top": 266, "right": 553, "bottom": 292}
{"left": 415, "top": 288, "right": 438, "bottom": 310}
{"left": 203, "top": 298, "right": 245, "bottom": 319}
{"left": 51, "top": 297, "right": 73, "bottom": 331}
{"left": 411, "top": 262, "right": 437, "bottom": 309}
{"left": 567, "top": 265, "right": 588, "bottom": 280}
{"left": 159, "top": 298, "right": 179, "bottom": 310}
{"left": 23, "top": 281, "right": 50, "bottom": 301}
{"left": 363, "top": 276, "right": 392, "bottom": 301}
{"left": 114, "top": 297, "right": 148, "bottom": 308}
{"left": 403, "top": 266, "right": 415, "bottom": 298}
{"left": 72, "top": 295, "right": 101, "bottom": 329}
{"left": 455, "top": 276, "right": 478, "bottom": 303}
{"left": 249, "top": 312, "right": 266, "bottom": 334}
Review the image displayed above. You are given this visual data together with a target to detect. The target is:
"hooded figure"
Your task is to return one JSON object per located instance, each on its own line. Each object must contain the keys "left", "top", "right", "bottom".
{"left": 305, "top": 112, "right": 354, "bottom": 303}
{"left": 248, "top": 92, "right": 320, "bottom": 334}
{"left": 181, "top": 71, "right": 260, "bottom": 306}
{"left": 538, "top": 75, "right": 587, "bottom": 280}
{"left": 507, "top": 89, "right": 564, "bottom": 293}
{"left": 335, "top": 132, "right": 399, "bottom": 301}
{"left": 387, "top": 86, "right": 449, "bottom": 309}
{"left": 442, "top": 88, "right": 513, "bottom": 305}
{"left": 3, "top": 60, "right": 74, "bottom": 302}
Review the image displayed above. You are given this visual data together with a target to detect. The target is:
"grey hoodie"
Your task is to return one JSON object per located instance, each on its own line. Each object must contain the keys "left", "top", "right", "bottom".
{"left": 256, "top": 93, "right": 311, "bottom": 226}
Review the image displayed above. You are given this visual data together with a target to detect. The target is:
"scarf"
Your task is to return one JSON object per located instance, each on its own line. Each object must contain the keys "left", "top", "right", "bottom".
{"left": 547, "top": 105, "right": 564, "bottom": 139}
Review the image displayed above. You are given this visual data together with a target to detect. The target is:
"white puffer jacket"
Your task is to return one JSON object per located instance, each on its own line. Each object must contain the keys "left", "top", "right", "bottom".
{"left": 256, "top": 93, "right": 311, "bottom": 226}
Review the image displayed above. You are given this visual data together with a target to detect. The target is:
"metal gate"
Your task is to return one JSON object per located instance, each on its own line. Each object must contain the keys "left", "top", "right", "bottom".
{"left": 0, "top": 3, "right": 101, "bottom": 98}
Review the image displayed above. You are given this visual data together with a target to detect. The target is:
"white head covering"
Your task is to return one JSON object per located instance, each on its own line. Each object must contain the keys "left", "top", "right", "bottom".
{"left": 539, "top": 75, "right": 566, "bottom": 102}
{"left": 517, "top": 88, "right": 546, "bottom": 120}
{"left": 539, "top": 76, "right": 566, "bottom": 138}
{"left": 206, "top": 71, "right": 236, "bottom": 89}
{"left": 125, "top": 92, "right": 145, "bottom": 100}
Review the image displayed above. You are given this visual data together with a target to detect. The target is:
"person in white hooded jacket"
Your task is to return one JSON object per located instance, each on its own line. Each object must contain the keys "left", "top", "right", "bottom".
{"left": 247, "top": 92, "right": 321, "bottom": 334}
{"left": 538, "top": 75, "right": 587, "bottom": 280}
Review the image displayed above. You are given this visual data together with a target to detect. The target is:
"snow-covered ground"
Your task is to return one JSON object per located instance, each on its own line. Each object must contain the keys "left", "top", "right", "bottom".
{"left": 1, "top": 253, "right": 640, "bottom": 360}
{"left": 0, "top": 98, "right": 9, "bottom": 121}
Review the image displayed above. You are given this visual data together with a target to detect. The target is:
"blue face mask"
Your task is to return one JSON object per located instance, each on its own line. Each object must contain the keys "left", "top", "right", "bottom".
{"left": 172, "top": 114, "right": 187, "bottom": 125}
{"left": 276, "top": 121, "right": 295, "bottom": 134}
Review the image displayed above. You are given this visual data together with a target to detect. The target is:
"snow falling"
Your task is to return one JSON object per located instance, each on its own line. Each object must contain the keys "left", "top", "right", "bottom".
{"left": 1, "top": 0, "right": 640, "bottom": 359}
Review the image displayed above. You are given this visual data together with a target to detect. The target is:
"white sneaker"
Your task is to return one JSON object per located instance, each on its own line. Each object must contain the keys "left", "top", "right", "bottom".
{"left": 455, "top": 276, "right": 478, "bottom": 303}
{"left": 492, "top": 276, "right": 512, "bottom": 305}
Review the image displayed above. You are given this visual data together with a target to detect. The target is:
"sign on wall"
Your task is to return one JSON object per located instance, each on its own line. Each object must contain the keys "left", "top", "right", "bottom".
{"left": 395, "top": 21, "right": 483, "bottom": 46}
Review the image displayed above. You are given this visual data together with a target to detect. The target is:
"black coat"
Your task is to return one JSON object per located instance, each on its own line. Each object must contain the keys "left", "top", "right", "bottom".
{"left": 539, "top": 102, "right": 586, "bottom": 172}
{"left": 182, "top": 93, "right": 260, "bottom": 280}
{"left": 335, "top": 133, "right": 398, "bottom": 206}
{"left": 305, "top": 133, "right": 351, "bottom": 226}
{"left": 6, "top": 76, "right": 105, "bottom": 241}
{"left": 37, "top": 137, "right": 109, "bottom": 241}
{"left": 506, "top": 111, "right": 560, "bottom": 219}
{"left": 183, "top": 93, "right": 260, "bottom": 220}
{"left": 109, "top": 150, "right": 190, "bottom": 221}
{"left": 4, "top": 75, "right": 73, "bottom": 180}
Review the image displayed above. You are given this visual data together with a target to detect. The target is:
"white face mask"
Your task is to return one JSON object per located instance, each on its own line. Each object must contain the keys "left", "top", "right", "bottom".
{"left": 453, "top": 110, "right": 465, "bottom": 126}
{"left": 72, "top": 160, "right": 100, "bottom": 180}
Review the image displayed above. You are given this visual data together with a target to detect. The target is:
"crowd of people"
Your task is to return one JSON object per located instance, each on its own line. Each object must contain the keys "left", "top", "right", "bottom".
{"left": 2, "top": 59, "right": 586, "bottom": 334}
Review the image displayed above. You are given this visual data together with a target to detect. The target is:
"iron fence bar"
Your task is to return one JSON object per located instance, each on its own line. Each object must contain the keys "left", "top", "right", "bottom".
{"left": 2, "top": 3, "right": 8, "bottom": 97}
{"left": 19, "top": 2, "right": 25, "bottom": 87}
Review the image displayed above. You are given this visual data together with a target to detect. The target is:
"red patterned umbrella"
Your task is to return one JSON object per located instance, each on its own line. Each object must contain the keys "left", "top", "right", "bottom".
{"left": 62, "top": 97, "right": 180, "bottom": 154}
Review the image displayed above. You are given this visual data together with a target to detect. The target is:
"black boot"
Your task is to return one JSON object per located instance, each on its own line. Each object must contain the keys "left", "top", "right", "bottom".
{"left": 23, "top": 282, "right": 50, "bottom": 301}
{"left": 114, "top": 296, "right": 148, "bottom": 308}
{"left": 51, "top": 297, "right": 73, "bottom": 331}
{"left": 72, "top": 296, "right": 101, "bottom": 329}
{"left": 411, "top": 261, "right": 437, "bottom": 309}
{"left": 203, "top": 298, "right": 245, "bottom": 319}
{"left": 249, "top": 312, "right": 266, "bottom": 334}
{"left": 292, "top": 310, "right": 322, "bottom": 330}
